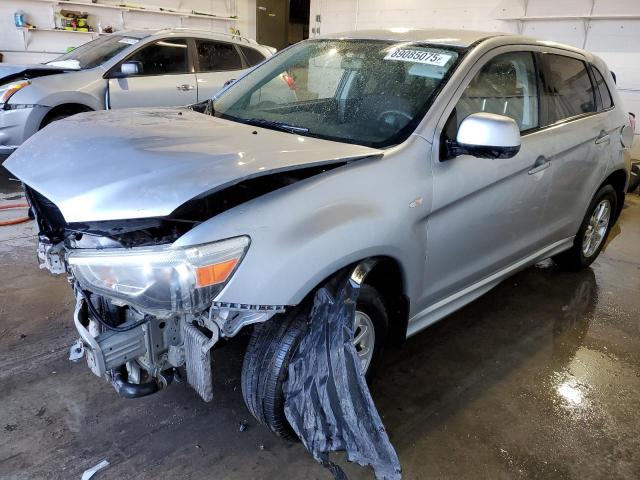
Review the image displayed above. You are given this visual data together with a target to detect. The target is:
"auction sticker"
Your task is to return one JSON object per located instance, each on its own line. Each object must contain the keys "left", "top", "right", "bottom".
{"left": 384, "top": 48, "right": 452, "bottom": 66}
{"left": 118, "top": 38, "right": 139, "bottom": 45}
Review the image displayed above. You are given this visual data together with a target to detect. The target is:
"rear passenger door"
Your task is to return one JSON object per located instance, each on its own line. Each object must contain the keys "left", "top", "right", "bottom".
{"left": 108, "top": 38, "right": 197, "bottom": 108}
{"left": 193, "top": 39, "right": 246, "bottom": 101}
{"left": 537, "top": 52, "right": 611, "bottom": 243}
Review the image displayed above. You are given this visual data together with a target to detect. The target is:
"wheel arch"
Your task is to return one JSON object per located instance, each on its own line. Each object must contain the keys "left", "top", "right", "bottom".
{"left": 599, "top": 169, "right": 627, "bottom": 222}
{"left": 349, "top": 256, "right": 410, "bottom": 346}
{"left": 39, "top": 103, "right": 94, "bottom": 130}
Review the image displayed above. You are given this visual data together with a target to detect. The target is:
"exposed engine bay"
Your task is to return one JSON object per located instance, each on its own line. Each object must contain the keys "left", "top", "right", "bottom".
{"left": 24, "top": 163, "right": 339, "bottom": 401}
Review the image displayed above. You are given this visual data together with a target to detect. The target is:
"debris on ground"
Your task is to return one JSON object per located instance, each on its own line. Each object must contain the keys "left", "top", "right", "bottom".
{"left": 80, "top": 459, "right": 109, "bottom": 480}
{"left": 283, "top": 274, "right": 401, "bottom": 480}
{"left": 239, "top": 420, "right": 248, "bottom": 432}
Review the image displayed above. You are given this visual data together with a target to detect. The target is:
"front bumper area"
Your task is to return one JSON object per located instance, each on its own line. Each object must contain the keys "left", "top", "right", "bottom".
{"left": 69, "top": 284, "right": 284, "bottom": 402}
{"left": 0, "top": 105, "right": 50, "bottom": 153}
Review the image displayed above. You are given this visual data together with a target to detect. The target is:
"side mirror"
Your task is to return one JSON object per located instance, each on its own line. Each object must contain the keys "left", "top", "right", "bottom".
{"left": 453, "top": 112, "right": 521, "bottom": 159}
{"left": 111, "top": 61, "right": 142, "bottom": 78}
{"left": 223, "top": 78, "right": 236, "bottom": 88}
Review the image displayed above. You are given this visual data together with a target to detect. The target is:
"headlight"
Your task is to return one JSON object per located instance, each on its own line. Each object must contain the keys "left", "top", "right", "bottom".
{"left": 68, "top": 236, "right": 250, "bottom": 315}
{"left": 0, "top": 80, "right": 30, "bottom": 107}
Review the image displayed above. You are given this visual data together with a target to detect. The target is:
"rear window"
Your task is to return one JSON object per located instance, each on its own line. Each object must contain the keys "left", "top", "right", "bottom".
{"left": 542, "top": 54, "right": 595, "bottom": 125}
{"left": 196, "top": 40, "right": 243, "bottom": 72}
{"left": 240, "top": 46, "right": 266, "bottom": 67}
{"left": 592, "top": 66, "right": 613, "bottom": 110}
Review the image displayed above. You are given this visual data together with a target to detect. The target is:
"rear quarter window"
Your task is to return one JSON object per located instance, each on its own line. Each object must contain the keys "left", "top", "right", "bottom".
{"left": 541, "top": 54, "right": 595, "bottom": 125}
{"left": 592, "top": 66, "right": 614, "bottom": 110}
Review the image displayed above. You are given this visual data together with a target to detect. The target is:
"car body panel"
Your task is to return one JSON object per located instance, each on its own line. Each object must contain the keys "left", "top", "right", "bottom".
{"left": 108, "top": 73, "right": 199, "bottom": 108}
{"left": 5, "top": 29, "right": 631, "bottom": 341}
{"left": 173, "top": 136, "right": 430, "bottom": 309}
{"left": 3, "top": 108, "right": 382, "bottom": 223}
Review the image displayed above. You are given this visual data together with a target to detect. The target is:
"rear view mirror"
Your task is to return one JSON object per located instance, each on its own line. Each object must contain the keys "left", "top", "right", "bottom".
{"left": 111, "top": 61, "right": 142, "bottom": 78}
{"left": 454, "top": 112, "right": 521, "bottom": 159}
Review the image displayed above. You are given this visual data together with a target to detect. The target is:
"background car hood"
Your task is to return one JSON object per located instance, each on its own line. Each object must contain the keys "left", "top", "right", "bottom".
{"left": 0, "top": 64, "right": 69, "bottom": 83}
{"left": 3, "top": 108, "right": 381, "bottom": 222}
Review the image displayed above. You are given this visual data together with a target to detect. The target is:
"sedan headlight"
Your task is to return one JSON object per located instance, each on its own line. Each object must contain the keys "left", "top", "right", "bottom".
{"left": 0, "top": 80, "right": 30, "bottom": 107}
{"left": 68, "top": 236, "right": 250, "bottom": 315}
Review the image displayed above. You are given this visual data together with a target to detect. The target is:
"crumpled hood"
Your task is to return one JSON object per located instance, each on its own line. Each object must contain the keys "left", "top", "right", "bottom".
{"left": 0, "top": 64, "right": 68, "bottom": 83}
{"left": 4, "top": 108, "right": 381, "bottom": 222}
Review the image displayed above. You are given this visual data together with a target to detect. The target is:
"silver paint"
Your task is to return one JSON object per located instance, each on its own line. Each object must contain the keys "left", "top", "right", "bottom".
{"left": 4, "top": 29, "right": 631, "bottom": 340}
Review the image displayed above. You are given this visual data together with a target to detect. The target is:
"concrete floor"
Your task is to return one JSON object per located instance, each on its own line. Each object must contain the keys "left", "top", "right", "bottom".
{"left": 1, "top": 161, "right": 639, "bottom": 479}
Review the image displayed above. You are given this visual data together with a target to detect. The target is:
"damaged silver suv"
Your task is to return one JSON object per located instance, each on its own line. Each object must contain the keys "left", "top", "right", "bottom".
{"left": 4, "top": 29, "right": 634, "bottom": 439}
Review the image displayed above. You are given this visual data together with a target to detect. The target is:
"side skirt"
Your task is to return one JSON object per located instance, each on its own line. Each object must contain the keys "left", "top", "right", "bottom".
{"left": 406, "top": 236, "right": 575, "bottom": 338}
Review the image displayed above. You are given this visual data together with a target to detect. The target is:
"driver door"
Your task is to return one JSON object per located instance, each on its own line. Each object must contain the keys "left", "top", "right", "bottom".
{"left": 108, "top": 38, "right": 197, "bottom": 108}
{"left": 420, "top": 48, "right": 554, "bottom": 309}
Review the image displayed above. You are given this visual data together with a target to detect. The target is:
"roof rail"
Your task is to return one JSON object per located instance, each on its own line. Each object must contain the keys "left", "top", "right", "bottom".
{"left": 156, "top": 28, "right": 257, "bottom": 44}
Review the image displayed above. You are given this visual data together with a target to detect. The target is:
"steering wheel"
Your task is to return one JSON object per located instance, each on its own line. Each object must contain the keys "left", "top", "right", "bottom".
{"left": 377, "top": 109, "right": 413, "bottom": 128}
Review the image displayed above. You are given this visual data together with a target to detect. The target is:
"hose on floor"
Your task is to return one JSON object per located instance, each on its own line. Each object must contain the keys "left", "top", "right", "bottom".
{"left": 0, "top": 203, "right": 30, "bottom": 226}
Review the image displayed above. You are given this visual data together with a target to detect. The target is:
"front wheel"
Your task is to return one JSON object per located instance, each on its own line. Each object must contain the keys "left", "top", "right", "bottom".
{"left": 240, "top": 284, "right": 388, "bottom": 440}
{"left": 553, "top": 184, "right": 617, "bottom": 270}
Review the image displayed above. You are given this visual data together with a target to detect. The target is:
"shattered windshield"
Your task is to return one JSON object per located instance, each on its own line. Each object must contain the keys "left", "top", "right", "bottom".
{"left": 214, "top": 39, "right": 463, "bottom": 147}
{"left": 46, "top": 35, "right": 141, "bottom": 70}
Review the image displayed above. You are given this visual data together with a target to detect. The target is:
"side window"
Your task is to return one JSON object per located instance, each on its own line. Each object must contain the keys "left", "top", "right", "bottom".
{"left": 127, "top": 39, "right": 188, "bottom": 75}
{"left": 196, "top": 40, "right": 243, "bottom": 72}
{"left": 453, "top": 51, "right": 539, "bottom": 132}
{"left": 240, "top": 46, "right": 266, "bottom": 67}
{"left": 541, "top": 54, "right": 595, "bottom": 124}
{"left": 592, "top": 66, "right": 613, "bottom": 110}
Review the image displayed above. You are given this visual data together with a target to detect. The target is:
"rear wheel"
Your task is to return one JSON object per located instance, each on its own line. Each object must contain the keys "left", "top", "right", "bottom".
{"left": 553, "top": 184, "right": 617, "bottom": 270}
{"left": 241, "top": 284, "right": 388, "bottom": 440}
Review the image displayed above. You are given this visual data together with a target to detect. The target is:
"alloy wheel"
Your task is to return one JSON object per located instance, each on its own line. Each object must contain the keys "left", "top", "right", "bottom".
{"left": 353, "top": 310, "right": 376, "bottom": 374}
{"left": 582, "top": 199, "right": 611, "bottom": 258}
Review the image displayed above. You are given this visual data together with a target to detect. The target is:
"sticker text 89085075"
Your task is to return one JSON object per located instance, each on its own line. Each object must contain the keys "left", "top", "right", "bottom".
{"left": 383, "top": 48, "right": 452, "bottom": 67}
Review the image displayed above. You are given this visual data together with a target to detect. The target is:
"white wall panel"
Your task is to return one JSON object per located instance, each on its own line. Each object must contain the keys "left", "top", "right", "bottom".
{"left": 525, "top": 0, "right": 593, "bottom": 16}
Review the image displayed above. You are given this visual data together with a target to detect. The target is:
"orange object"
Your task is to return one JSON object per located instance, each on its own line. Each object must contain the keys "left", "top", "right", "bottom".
{"left": 0, "top": 203, "right": 30, "bottom": 226}
{"left": 195, "top": 258, "right": 239, "bottom": 287}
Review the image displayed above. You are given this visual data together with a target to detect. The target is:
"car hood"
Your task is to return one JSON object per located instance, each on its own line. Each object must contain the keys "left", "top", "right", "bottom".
{"left": 0, "top": 64, "right": 69, "bottom": 83}
{"left": 4, "top": 108, "right": 382, "bottom": 222}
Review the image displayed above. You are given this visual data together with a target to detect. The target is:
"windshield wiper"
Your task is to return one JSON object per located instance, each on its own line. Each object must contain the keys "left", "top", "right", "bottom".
{"left": 243, "top": 118, "right": 309, "bottom": 134}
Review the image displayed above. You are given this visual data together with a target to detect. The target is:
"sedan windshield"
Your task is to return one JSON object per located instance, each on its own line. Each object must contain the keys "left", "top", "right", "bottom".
{"left": 214, "top": 39, "right": 463, "bottom": 147}
{"left": 46, "top": 35, "right": 141, "bottom": 70}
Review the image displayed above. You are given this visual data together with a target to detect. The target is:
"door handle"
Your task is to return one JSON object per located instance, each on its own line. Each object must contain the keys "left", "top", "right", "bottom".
{"left": 528, "top": 155, "right": 550, "bottom": 175}
{"left": 595, "top": 130, "right": 610, "bottom": 145}
{"left": 176, "top": 84, "right": 195, "bottom": 91}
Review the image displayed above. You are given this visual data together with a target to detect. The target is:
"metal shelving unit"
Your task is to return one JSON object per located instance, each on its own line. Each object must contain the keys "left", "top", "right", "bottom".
{"left": 11, "top": 0, "right": 239, "bottom": 57}
{"left": 23, "top": 0, "right": 238, "bottom": 22}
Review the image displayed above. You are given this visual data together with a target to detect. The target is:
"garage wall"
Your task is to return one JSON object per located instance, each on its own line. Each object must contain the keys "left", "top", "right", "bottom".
{"left": 0, "top": 0, "right": 256, "bottom": 64}
{"left": 309, "top": 0, "right": 640, "bottom": 159}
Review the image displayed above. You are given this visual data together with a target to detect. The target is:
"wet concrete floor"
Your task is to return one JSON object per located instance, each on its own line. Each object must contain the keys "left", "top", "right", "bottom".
{"left": 1, "top": 161, "right": 639, "bottom": 479}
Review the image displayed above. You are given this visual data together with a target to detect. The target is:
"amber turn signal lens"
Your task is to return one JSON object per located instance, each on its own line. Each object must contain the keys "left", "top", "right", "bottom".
{"left": 195, "top": 258, "right": 239, "bottom": 288}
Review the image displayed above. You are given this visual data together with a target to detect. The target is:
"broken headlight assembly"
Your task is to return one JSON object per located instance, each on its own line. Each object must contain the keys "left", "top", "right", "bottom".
{"left": 67, "top": 236, "right": 250, "bottom": 315}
